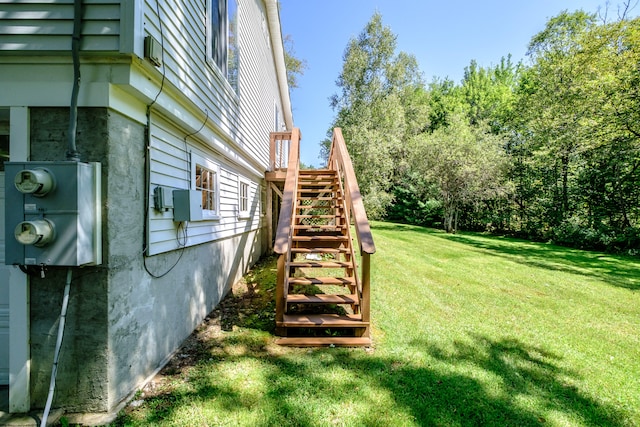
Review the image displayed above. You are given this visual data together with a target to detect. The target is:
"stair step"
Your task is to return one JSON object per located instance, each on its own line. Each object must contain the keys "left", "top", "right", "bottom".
{"left": 289, "top": 261, "right": 351, "bottom": 268}
{"left": 293, "top": 225, "right": 346, "bottom": 230}
{"left": 298, "top": 204, "right": 342, "bottom": 209}
{"left": 298, "top": 196, "right": 340, "bottom": 203}
{"left": 287, "top": 294, "right": 359, "bottom": 305}
{"left": 278, "top": 313, "right": 368, "bottom": 328}
{"left": 298, "top": 192, "right": 342, "bottom": 200}
{"left": 299, "top": 169, "right": 335, "bottom": 175}
{"left": 292, "top": 235, "right": 349, "bottom": 242}
{"left": 289, "top": 277, "right": 355, "bottom": 285}
{"left": 298, "top": 181, "right": 338, "bottom": 186}
{"left": 297, "top": 208, "right": 342, "bottom": 214}
{"left": 275, "top": 337, "right": 371, "bottom": 347}
{"left": 291, "top": 247, "right": 349, "bottom": 254}
{"left": 296, "top": 215, "right": 339, "bottom": 219}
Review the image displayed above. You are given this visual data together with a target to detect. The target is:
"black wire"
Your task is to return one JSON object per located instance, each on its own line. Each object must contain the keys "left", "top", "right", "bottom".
{"left": 142, "top": 220, "right": 189, "bottom": 279}
{"left": 141, "top": 196, "right": 189, "bottom": 278}
{"left": 148, "top": 0, "right": 166, "bottom": 109}
{"left": 176, "top": 221, "right": 188, "bottom": 247}
{"left": 183, "top": 110, "right": 209, "bottom": 185}
{"left": 141, "top": 0, "right": 209, "bottom": 279}
{"left": 143, "top": 246, "right": 187, "bottom": 279}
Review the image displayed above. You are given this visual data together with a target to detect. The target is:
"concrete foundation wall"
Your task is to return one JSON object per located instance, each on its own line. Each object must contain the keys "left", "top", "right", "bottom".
{"left": 108, "top": 228, "right": 263, "bottom": 410}
{"left": 28, "top": 107, "right": 111, "bottom": 412}
{"left": 26, "top": 107, "right": 265, "bottom": 414}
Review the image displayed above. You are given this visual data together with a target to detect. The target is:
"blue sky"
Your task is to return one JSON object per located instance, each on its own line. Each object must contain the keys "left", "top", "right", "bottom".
{"left": 278, "top": 0, "right": 627, "bottom": 167}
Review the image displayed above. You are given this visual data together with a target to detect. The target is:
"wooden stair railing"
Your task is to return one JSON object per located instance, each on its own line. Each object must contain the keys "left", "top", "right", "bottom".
{"left": 273, "top": 127, "right": 375, "bottom": 347}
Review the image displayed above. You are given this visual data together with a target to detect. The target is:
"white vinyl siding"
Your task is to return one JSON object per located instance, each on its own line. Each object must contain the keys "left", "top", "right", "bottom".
{"left": 147, "top": 115, "right": 262, "bottom": 255}
{"left": 142, "top": 0, "right": 285, "bottom": 169}
{"left": 0, "top": 0, "right": 122, "bottom": 52}
{"left": 0, "top": 0, "right": 288, "bottom": 170}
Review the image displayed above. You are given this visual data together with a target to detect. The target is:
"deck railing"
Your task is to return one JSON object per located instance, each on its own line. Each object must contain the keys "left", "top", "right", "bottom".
{"left": 327, "top": 128, "right": 375, "bottom": 327}
{"left": 269, "top": 131, "right": 294, "bottom": 172}
{"left": 273, "top": 128, "right": 301, "bottom": 328}
{"left": 272, "top": 127, "right": 374, "bottom": 335}
{"left": 273, "top": 128, "right": 301, "bottom": 255}
{"left": 327, "top": 128, "right": 375, "bottom": 256}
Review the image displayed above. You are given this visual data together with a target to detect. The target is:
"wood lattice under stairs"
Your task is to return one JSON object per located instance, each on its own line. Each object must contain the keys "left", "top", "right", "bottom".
{"left": 269, "top": 128, "right": 375, "bottom": 347}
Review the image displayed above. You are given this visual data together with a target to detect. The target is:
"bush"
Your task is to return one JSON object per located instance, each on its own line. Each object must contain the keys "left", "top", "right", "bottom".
{"left": 551, "top": 217, "right": 640, "bottom": 255}
{"left": 386, "top": 184, "right": 442, "bottom": 227}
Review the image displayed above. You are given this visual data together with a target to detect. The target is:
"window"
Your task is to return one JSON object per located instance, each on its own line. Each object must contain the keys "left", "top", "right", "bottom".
{"left": 196, "top": 164, "right": 217, "bottom": 212}
{"left": 191, "top": 153, "right": 220, "bottom": 220}
{"left": 238, "top": 180, "right": 249, "bottom": 219}
{"left": 207, "top": 0, "right": 239, "bottom": 92}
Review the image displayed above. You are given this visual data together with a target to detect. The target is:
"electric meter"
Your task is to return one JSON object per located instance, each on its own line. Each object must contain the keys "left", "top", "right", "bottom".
{"left": 14, "top": 168, "right": 54, "bottom": 196}
{"left": 14, "top": 220, "right": 55, "bottom": 247}
{"left": 5, "top": 161, "right": 102, "bottom": 266}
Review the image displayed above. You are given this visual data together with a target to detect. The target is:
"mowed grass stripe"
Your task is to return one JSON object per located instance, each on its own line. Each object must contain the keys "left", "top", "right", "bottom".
{"left": 113, "top": 221, "right": 640, "bottom": 427}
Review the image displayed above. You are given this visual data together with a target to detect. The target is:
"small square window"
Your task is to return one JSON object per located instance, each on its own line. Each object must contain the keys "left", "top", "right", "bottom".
{"left": 196, "top": 164, "right": 217, "bottom": 213}
{"left": 191, "top": 153, "right": 220, "bottom": 220}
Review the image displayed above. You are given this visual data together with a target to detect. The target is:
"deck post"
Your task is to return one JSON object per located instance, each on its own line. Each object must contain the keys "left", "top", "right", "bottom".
{"left": 275, "top": 253, "right": 286, "bottom": 336}
{"left": 360, "top": 252, "right": 371, "bottom": 338}
{"left": 266, "top": 184, "right": 273, "bottom": 253}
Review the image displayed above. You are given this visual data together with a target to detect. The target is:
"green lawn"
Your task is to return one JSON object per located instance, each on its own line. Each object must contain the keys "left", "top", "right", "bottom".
{"left": 112, "top": 222, "right": 640, "bottom": 427}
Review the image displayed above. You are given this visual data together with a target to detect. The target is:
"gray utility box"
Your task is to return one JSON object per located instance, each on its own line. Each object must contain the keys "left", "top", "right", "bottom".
{"left": 173, "top": 189, "right": 203, "bottom": 222}
{"left": 5, "top": 161, "right": 102, "bottom": 266}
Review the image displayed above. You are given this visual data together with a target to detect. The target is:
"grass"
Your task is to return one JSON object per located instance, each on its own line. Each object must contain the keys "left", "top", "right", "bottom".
{"left": 111, "top": 221, "right": 640, "bottom": 427}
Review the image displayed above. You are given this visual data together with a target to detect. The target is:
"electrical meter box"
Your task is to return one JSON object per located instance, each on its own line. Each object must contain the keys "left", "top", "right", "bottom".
{"left": 173, "top": 190, "right": 203, "bottom": 221}
{"left": 5, "top": 161, "right": 102, "bottom": 266}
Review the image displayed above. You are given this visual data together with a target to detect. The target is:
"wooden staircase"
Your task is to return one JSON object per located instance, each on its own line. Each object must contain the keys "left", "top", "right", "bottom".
{"left": 270, "top": 128, "right": 375, "bottom": 347}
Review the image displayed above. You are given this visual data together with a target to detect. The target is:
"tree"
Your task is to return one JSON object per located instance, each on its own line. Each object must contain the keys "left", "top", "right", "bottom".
{"left": 327, "top": 12, "right": 428, "bottom": 218}
{"left": 511, "top": 8, "right": 640, "bottom": 250}
{"left": 411, "top": 114, "right": 511, "bottom": 233}
{"left": 515, "top": 11, "right": 597, "bottom": 229}
{"left": 460, "top": 56, "right": 520, "bottom": 133}
{"left": 283, "top": 34, "right": 307, "bottom": 90}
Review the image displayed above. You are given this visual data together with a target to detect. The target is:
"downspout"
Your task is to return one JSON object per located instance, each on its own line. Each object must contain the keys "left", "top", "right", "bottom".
{"left": 66, "top": 0, "right": 83, "bottom": 161}
{"left": 264, "top": 0, "right": 293, "bottom": 130}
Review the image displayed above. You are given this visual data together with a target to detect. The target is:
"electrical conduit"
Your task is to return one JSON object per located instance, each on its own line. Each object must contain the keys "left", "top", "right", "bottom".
{"left": 40, "top": 269, "right": 73, "bottom": 427}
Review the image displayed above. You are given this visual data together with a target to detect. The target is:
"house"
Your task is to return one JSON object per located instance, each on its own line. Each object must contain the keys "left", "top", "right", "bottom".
{"left": 0, "top": 0, "right": 292, "bottom": 422}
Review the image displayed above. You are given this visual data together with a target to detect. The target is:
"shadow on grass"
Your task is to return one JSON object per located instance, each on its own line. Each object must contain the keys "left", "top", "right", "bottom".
{"left": 112, "top": 255, "right": 631, "bottom": 427}
{"left": 114, "top": 332, "right": 629, "bottom": 426}
{"left": 373, "top": 222, "right": 640, "bottom": 291}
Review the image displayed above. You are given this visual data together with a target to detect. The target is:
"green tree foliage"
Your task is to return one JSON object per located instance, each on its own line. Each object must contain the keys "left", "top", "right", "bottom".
{"left": 411, "top": 114, "right": 511, "bottom": 233}
{"left": 283, "top": 34, "right": 307, "bottom": 90}
{"left": 325, "top": 7, "right": 639, "bottom": 253}
{"left": 327, "top": 13, "right": 428, "bottom": 219}
{"left": 513, "top": 9, "right": 640, "bottom": 251}
{"left": 460, "top": 56, "right": 520, "bottom": 132}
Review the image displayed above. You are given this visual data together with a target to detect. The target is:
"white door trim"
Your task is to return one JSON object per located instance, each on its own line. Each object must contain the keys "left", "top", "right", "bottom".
{"left": 8, "top": 106, "right": 30, "bottom": 413}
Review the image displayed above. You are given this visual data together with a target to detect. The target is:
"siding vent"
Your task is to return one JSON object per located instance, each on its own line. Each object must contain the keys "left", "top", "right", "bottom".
{"left": 144, "top": 35, "right": 162, "bottom": 67}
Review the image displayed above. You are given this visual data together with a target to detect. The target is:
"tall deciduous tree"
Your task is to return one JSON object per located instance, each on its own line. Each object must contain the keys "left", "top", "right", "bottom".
{"left": 283, "top": 34, "right": 307, "bottom": 90}
{"left": 411, "top": 114, "right": 511, "bottom": 233}
{"left": 512, "top": 9, "right": 640, "bottom": 249}
{"left": 327, "top": 13, "right": 428, "bottom": 218}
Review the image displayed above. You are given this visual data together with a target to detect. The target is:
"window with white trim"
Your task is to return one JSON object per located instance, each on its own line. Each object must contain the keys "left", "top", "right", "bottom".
{"left": 238, "top": 179, "right": 250, "bottom": 219}
{"left": 192, "top": 153, "right": 220, "bottom": 220}
{"left": 207, "top": 0, "right": 239, "bottom": 92}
